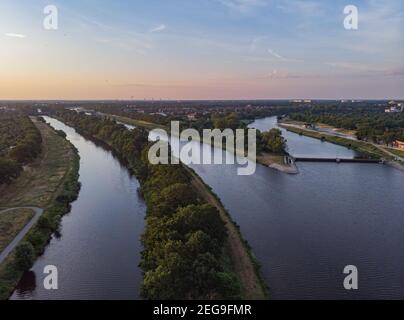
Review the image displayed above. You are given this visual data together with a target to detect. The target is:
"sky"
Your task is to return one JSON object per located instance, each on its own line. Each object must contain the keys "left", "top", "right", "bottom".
{"left": 0, "top": 0, "right": 403, "bottom": 100}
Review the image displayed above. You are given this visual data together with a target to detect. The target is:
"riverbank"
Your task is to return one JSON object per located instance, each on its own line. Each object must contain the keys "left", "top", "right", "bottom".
{"left": 184, "top": 166, "right": 267, "bottom": 299}
{"left": 109, "top": 114, "right": 297, "bottom": 174}
{"left": 0, "top": 209, "right": 34, "bottom": 253}
{"left": 0, "top": 118, "right": 80, "bottom": 300}
{"left": 257, "top": 153, "right": 298, "bottom": 174}
{"left": 58, "top": 111, "right": 267, "bottom": 299}
{"left": 280, "top": 123, "right": 388, "bottom": 159}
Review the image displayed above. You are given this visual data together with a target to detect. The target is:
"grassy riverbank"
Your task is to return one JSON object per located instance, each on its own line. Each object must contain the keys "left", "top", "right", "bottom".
{"left": 0, "top": 118, "right": 80, "bottom": 300}
{"left": 280, "top": 124, "right": 391, "bottom": 160}
{"left": 109, "top": 114, "right": 169, "bottom": 131}
{"left": 184, "top": 166, "right": 267, "bottom": 299}
{"left": 0, "top": 209, "right": 34, "bottom": 253}
{"left": 387, "top": 148, "right": 404, "bottom": 158}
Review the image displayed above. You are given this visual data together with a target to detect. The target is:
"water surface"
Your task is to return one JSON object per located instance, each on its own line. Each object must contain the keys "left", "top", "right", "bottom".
{"left": 11, "top": 117, "right": 146, "bottom": 300}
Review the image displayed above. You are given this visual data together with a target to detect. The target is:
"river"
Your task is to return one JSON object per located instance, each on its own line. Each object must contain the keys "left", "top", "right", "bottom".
{"left": 163, "top": 116, "right": 404, "bottom": 299}
{"left": 11, "top": 116, "right": 404, "bottom": 300}
{"left": 11, "top": 117, "right": 146, "bottom": 300}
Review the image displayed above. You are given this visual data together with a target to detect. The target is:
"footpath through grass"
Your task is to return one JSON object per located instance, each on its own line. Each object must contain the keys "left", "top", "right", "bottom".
{"left": 387, "top": 148, "right": 404, "bottom": 158}
{"left": 0, "top": 209, "right": 34, "bottom": 253}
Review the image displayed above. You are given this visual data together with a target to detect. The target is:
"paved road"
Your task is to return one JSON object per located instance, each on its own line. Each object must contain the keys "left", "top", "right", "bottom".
{"left": 0, "top": 207, "right": 44, "bottom": 265}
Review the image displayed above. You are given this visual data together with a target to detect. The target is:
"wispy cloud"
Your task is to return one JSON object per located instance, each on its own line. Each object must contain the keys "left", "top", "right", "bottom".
{"left": 277, "top": 0, "right": 324, "bottom": 17}
{"left": 218, "top": 0, "right": 268, "bottom": 13}
{"left": 150, "top": 24, "right": 166, "bottom": 33}
{"left": 262, "top": 70, "right": 304, "bottom": 79}
{"left": 267, "top": 48, "right": 302, "bottom": 62}
{"left": 5, "top": 33, "right": 26, "bottom": 38}
{"left": 268, "top": 48, "right": 285, "bottom": 60}
{"left": 249, "top": 36, "right": 266, "bottom": 53}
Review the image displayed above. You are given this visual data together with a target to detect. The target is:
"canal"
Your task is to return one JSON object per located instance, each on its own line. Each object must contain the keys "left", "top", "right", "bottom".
{"left": 12, "top": 116, "right": 404, "bottom": 300}
{"left": 11, "top": 117, "right": 146, "bottom": 300}
{"left": 188, "top": 116, "right": 404, "bottom": 299}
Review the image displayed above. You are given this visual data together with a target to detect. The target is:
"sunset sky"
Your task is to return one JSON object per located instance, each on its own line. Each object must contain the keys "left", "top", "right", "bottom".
{"left": 0, "top": 0, "right": 403, "bottom": 100}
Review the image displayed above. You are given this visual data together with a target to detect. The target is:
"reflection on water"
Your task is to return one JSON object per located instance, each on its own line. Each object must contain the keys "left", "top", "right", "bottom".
{"left": 11, "top": 116, "right": 404, "bottom": 300}
{"left": 13, "top": 271, "right": 36, "bottom": 299}
{"left": 149, "top": 116, "right": 404, "bottom": 299}
{"left": 11, "top": 117, "right": 146, "bottom": 300}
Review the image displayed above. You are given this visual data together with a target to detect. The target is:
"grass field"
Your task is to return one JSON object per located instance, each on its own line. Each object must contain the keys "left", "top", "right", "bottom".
{"left": 0, "top": 118, "right": 74, "bottom": 208}
{"left": 110, "top": 115, "right": 169, "bottom": 131}
{"left": 386, "top": 147, "right": 404, "bottom": 158}
{"left": 0, "top": 209, "right": 34, "bottom": 253}
{"left": 257, "top": 153, "right": 285, "bottom": 166}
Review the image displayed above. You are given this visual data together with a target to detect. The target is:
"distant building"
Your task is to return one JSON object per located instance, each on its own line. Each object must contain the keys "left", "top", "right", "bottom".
{"left": 304, "top": 123, "right": 316, "bottom": 129}
{"left": 393, "top": 140, "right": 404, "bottom": 150}
{"left": 290, "top": 99, "right": 311, "bottom": 104}
{"left": 385, "top": 101, "right": 403, "bottom": 113}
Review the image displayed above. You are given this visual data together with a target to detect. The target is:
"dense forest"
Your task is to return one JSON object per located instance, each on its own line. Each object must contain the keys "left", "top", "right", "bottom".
{"left": 288, "top": 104, "right": 404, "bottom": 145}
{"left": 0, "top": 111, "right": 42, "bottom": 185}
{"left": 55, "top": 110, "right": 242, "bottom": 299}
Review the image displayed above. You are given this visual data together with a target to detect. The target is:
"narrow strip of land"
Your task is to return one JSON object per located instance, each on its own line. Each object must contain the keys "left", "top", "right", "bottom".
{"left": 0, "top": 117, "right": 79, "bottom": 300}
{"left": 108, "top": 113, "right": 297, "bottom": 174}
{"left": 184, "top": 166, "right": 266, "bottom": 299}
{"left": 106, "top": 114, "right": 268, "bottom": 299}
{"left": 280, "top": 122, "right": 404, "bottom": 164}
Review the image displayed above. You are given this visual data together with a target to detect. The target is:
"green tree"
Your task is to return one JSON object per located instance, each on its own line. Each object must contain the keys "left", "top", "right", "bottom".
{"left": 14, "top": 241, "right": 35, "bottom": 270}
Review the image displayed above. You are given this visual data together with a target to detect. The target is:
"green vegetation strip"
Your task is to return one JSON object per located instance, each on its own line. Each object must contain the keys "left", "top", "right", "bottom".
{"left": 387, "top": 148, "right": 404, "bottom": 158}
{"left": 0, "top": 119, "right": 80, "bottom": 300}
{"left": 56, "top": 110, "right": 267, "bottom": 300}
{"left": 281, "top": 125, "right": 391, "bottom": 160}
{"left": 0, "top": 111, "right": 42, "bottom": 185}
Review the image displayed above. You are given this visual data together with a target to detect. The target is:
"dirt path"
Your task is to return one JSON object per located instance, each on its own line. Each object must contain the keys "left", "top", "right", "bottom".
{"left": 184, "top": 166, "right": 267, "bottom": 300}
{"left": 0, "top": 207, "right": 44, "bottom": 265}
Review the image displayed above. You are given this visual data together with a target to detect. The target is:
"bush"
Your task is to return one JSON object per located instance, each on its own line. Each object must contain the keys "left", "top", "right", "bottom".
{"left": 14, "top": 242, "right": 35, "bottom": 271}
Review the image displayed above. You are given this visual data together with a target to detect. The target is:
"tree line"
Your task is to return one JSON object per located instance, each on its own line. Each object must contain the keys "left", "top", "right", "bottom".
{"left": 0, "top": 111, "right": 42, "bottom": 185}
{"left": 55, "top": 110, "right": 242, "bottom": 299}
{"left": 288, "top": 104, "right": 404, "bottom": 145}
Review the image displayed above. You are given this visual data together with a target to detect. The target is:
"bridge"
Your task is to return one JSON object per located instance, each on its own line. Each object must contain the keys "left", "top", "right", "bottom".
{"left": 288, "top": 156, "right": 382, "bottom": 164}
{"left": 283, "top": 154, "right": 383, "bottom": 164}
